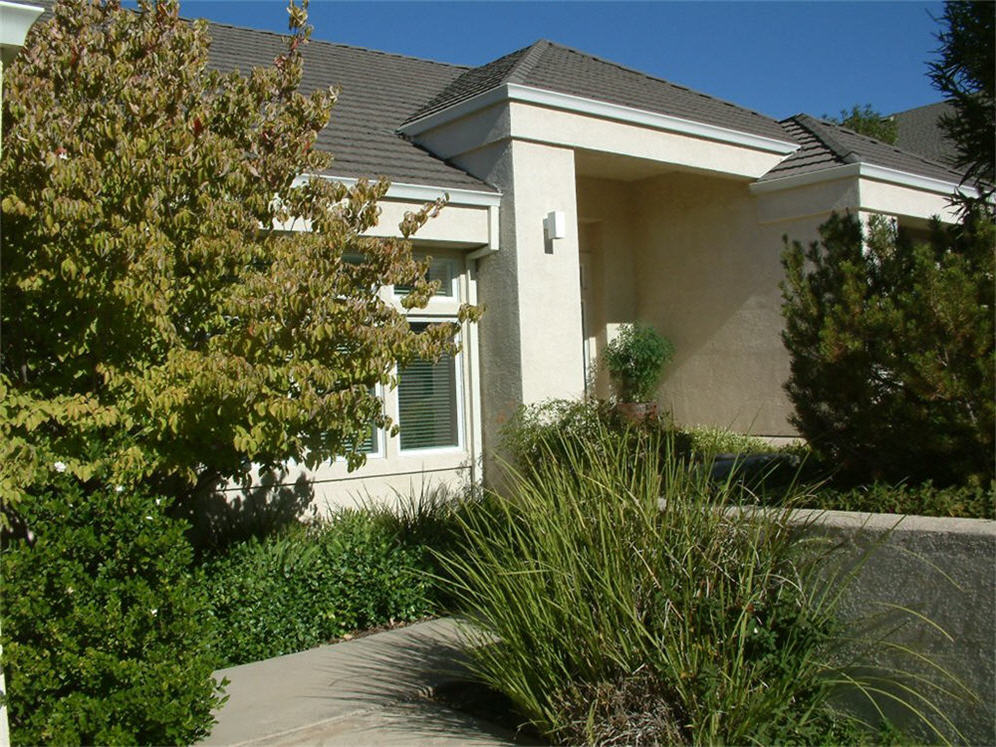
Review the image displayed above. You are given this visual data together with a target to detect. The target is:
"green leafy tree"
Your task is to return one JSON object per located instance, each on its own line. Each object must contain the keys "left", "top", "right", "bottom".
{"left": 0, "top": 0, "right": 477, "bottom": 517}
{"left": 830, "top": 104, "right": 898, "bottom": 144}
{"left": 928, "top": 0, "right": 995, "bottom": 193}
{"left": 780, "top": 212, "right": 994, "bottom": 487}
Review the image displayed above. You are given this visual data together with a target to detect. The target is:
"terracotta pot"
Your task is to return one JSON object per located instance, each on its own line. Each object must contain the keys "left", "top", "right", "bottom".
{"left": 615, "top": 401, "right": 658, "bottom": 424}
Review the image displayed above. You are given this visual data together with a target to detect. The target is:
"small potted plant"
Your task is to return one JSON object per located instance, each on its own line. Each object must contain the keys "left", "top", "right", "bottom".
{"left": 603, "top": 322, "right": 675, "bottom": 423}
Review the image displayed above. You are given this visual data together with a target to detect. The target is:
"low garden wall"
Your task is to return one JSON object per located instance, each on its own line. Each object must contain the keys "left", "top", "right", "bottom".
{"left": 795, "top": 508, "right": 995, "bottom": 745}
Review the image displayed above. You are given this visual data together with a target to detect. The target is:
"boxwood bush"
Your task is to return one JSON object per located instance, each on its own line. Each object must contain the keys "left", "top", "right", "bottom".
{"left": 202, "top": 508, "right": 438, "bottom": 667}
{"left": 1, "top": 476, "right": 225, "bottom": 745}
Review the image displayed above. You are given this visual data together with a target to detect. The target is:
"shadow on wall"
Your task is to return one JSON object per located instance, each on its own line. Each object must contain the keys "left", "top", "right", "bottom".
{"left": 182, "top": 469, "right": 318, "bottom": 552}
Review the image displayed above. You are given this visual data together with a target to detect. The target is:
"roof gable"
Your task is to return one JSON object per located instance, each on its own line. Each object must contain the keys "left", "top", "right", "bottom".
{"left": 405, "top": 39, "right": 791, "bottom": 144}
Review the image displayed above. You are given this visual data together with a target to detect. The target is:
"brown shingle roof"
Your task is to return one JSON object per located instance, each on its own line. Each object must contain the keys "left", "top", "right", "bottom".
{"left": 760, "top": 114, "right": 965, "bottom": 184}
{"left": 204, "top": 22, "right": 497, "bottom": 192}
{"left": 892, "top": 102, "right": 959, "bottom": 166}
{"left": 405, "top": 39, "right": 792, "bottom": 144}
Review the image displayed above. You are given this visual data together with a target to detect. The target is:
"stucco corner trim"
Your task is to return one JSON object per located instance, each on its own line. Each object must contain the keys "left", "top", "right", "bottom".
{"left": 400, "top": 82, "right": 799, "bottom": 156}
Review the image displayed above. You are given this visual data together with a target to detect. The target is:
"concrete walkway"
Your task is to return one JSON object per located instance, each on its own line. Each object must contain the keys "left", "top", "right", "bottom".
{"left": 202, "top": 618, "right": 528, "bottom": 746}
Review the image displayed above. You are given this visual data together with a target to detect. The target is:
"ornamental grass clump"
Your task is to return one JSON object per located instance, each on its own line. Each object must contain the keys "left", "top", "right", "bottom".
{"left": 440, "top": 423, "right": 965, "bottom": 744}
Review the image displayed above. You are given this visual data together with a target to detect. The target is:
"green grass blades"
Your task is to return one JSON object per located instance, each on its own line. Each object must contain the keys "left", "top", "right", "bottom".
{"left": 437, "top": 421, "right": 962, "bottom": 745}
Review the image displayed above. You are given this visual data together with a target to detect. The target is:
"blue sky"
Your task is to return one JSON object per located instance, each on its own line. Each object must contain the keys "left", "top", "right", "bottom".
{"left": 180, "top": 1, "right": 946, "bottom": 121}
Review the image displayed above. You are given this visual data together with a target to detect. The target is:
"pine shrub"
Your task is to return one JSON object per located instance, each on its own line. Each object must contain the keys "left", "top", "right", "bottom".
{"left": 780, "top": 211, "right": 994, "bottom": 488}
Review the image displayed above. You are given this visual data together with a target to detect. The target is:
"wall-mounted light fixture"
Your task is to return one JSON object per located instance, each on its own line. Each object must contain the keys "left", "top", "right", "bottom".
{"left": 543, "top": 210, "right": 566, "bottom": 240}
{"left": 0, "top": 1, "right": 43, "bottom": 64}
{"left": 543, "top": 210, "right": 566, "bottom": 254}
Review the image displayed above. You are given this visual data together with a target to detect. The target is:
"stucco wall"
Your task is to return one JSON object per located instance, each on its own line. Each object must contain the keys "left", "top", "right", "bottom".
{"left": 578, "top": 172, "right": 834, "bottom": 436}
{"left": 797, "top": 510, "right": 996, "bottom": 745}
{"left": 451, "top": 139, "right": 587, "bottom": 471}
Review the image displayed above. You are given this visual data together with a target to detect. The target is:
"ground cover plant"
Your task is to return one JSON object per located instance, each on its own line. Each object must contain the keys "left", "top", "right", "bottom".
{"left": 442, "top": 422, "right": 964, "bottom": 744}
{"left": 201, "top": 504, "right": 451, "bottom": 667}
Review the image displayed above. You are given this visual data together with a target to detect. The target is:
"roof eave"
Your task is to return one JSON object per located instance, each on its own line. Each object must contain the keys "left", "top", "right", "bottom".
{"left": 750, "top": 161, "right": 978, "bottom": 198}
{"left": 401, "top": 82, "right": 799, "bottom": 156}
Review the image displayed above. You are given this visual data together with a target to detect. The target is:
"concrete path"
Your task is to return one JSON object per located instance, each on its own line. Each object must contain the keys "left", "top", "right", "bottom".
{"left": 202, "top": 618, "right": 529, "bottom": 746}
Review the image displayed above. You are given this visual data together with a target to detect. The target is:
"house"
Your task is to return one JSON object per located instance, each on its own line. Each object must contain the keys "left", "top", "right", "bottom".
{"left": 206, "top": 22, "right": 972, "bottom": 507}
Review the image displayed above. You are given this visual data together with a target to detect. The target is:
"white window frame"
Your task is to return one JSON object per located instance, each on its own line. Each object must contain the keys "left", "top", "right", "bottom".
{"left": 395, "top": 318, "right": 465, "bottom": 456}
{"left": 391, "top": 254, "right": 462, "bottom": 302}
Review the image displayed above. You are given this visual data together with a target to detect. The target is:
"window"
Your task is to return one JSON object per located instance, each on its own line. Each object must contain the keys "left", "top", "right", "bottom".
{"left": 398, "top": 324, "right": 460, "bottom": 451}
{"left": 337, "top": 384, "right": 382, "bottom": 459}
{"left": 394, "top": 255, "right": 459, "bottom": 299}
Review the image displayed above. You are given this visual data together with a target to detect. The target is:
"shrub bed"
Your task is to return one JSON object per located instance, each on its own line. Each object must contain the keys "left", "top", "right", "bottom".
{"left": 502, "top": 398, "right": 993, "bottom": 520}
{"left": 201, "top": 507, "right": 443, "bottom": 667}
{"left": 785, "top": 481, "right": 995, "bottom": 520}
{"left": 1, "top": 477, "right": 225, "bottom": 746}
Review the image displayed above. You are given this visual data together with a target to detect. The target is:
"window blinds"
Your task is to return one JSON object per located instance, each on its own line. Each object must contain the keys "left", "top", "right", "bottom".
{"left": 398, "top": 348, "right": 459, "bottom": 450}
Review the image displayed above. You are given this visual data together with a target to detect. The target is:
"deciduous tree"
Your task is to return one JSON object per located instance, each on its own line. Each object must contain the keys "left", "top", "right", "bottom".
{"left": 0, "top": 0, "right": 476, "bottom": 517}
{"left": 830, "top": 104, "right": 898, "bottom": 144}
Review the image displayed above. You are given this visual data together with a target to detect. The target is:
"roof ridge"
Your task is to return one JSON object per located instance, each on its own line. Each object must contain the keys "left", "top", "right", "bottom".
{"left": 890, "top": 100, "right": 953, "bottom": 118}
{"left": 787, "top": 113, "right": 964, "bottom": 179}
{"left": 401, "top": 42, "right": 541, "bottom": 125}
{"left": 793, "top": 114, "right": 861, "bottom": 164}
{"left": 505, "top": 39, "right": 551, "bottom": 84}
{"left": 199, "top": 16, "right": 469, "bottom": 72}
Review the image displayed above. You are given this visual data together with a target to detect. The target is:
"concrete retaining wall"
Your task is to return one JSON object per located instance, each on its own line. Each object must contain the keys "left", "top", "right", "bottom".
{"left": 796, "top": 509, "right": 995, "bottom": 745}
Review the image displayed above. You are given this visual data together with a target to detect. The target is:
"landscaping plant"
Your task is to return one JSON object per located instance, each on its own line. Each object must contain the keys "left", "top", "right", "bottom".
{"left": 602, "top": 322, "right": 675, "bottom": 403}
{"left": 0, "top": 474, "right": 225, "bottom": 745}
{"left": 0, "top": 0, "right": 478, "bottom": 521}
{"left": 202, "top": 507, "right": 440, "bottom": 666}
{"left": 781, "top": 211, "right": 994, "bottom": 488}
{"left": 441, "top": 422, "right": 966, "bottom": 744}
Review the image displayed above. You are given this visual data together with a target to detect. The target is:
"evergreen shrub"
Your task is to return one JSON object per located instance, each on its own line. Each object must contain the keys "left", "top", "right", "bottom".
{"left": 1, "top": 476, "right": 225, "bottom": 745}
{"left": 780, "top": 211, "right": 994, "bottom": 488}
{"left": 602, "top": 322, "right": 675, "bottom": 402}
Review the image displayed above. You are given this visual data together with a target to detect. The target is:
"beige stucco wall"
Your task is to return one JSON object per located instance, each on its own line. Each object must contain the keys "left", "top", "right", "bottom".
{"left": 446, "top": 139, "right": 587, "bottom": 469}
{"left": 275, "top": 197, "right": 492, "bottom": 248}
{"left": 370, "top": 199, "right": 491, "bottom": 247}
{"left": 858, "top": 177, "right": 962, "bottom": 223}
{"left": 579, "top": 172, "right": 842, "bottom": 436}
{"left": 508, "top": 102, "right": 786, "bottom": 179}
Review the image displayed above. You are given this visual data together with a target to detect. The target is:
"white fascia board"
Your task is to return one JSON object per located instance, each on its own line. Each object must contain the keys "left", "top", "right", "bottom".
{"left": 750, "top": 161, "right": 978, "bottom": 198}
{"left": 749, "top": 163, "right": 862, "bottom": 194}
{"left": 400, "top": 82, "right": 799, "bottom": 156}
{"left": 858, "top": 163, "right": 979, "bottom": 199}
{"left": 303, "top": 174, "right": 501, "bottom": 208}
